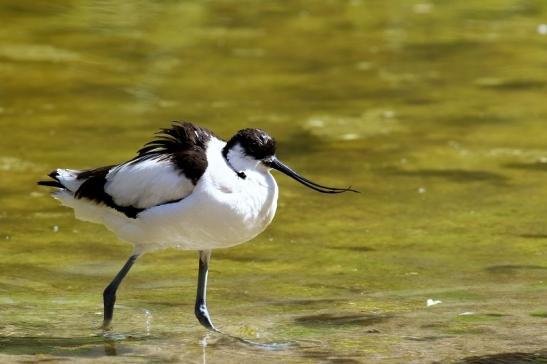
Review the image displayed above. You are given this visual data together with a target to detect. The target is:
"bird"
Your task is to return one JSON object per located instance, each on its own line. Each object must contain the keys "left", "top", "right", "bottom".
{"left": 38, "top": 121, "right": 357, "bottom": 333}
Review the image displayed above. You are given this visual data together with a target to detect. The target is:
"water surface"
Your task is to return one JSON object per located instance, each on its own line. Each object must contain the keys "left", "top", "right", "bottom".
{"left": 1, "top": 1, "right": 547, "bottom": 363}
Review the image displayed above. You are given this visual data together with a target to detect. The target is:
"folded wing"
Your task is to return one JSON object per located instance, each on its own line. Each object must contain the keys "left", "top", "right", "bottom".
{"left": 38, "top": 122, "right": 215, "bottom": 218}
{"left": 105, "top": 157, "right": 195, "bottom": 209}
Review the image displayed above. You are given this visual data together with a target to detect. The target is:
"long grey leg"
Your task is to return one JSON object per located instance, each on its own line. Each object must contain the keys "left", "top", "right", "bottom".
{"left": 192, "top": 251, "right": 294, "bottom": 348}
{"left": 195, "top": 250, "right": 217, "bottom": 331}
{"left": 102, "top": 254, "right": 139, "bottom": 329}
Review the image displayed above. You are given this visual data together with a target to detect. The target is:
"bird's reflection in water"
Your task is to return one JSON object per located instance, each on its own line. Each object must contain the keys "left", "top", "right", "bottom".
{"left": 103, "top": 338, "right": 118, "bottom": 356}
{"left": 200, "top": 332, "right": 213, "bottom": 364}
{"left": 98, "top": 327, "right": 294, "bottom": 362}
{"left": 200, "top": 330, "right": 297, "bottom": 352}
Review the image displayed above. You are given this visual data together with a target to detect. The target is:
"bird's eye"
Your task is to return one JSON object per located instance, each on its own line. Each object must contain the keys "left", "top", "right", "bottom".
{"left": 262, "top": 157, "right": 274, "bottom": 166}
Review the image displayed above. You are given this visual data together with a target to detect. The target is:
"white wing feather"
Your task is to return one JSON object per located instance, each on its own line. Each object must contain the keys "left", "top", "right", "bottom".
{"left": 105, "top": 157, "right": 195, "bottom": 209}
{"left": 55, "top": 169, "right": 84, "bottom": 192}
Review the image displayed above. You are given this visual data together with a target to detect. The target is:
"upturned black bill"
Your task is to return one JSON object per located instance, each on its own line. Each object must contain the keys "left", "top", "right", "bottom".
{"left": 265, "top": 157, "right": 359, "bottom": 194}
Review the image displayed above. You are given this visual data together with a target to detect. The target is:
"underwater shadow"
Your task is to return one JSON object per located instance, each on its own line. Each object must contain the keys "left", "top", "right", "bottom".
{"left": 454, "top": 350, "right": 547, "bottom": 364}
{"left": 404, "top": 40, "right": 480, "bottom": 61}
{"left": 294, "top": 313, "right": 391, "bottom": 328}
{"left": 277, "top": 129, "right": 326, "bottom": 155}
{"left": 267, "top": 298, "right": 344, "bottom": 306}
{"left": 518, "top": 234, "right": 547, "bottom": 239}
{"left": 328, "top": 246, "right": 376, "bottom": 253}
{"left": 0, "top": 335, "right": 141, "bottom": 357}
{"left": 384, "top": 168, "right": 509, "bottom": 185}
{"left": 440, "top": 114, "right": 511, "bottom": 126}
{"left": 478, "top": 79, "right": 545, "bottom": 91}
{"left": 485, "top": 264, "right": 547, "bottom": 274}
{"left": 502, "top": 162, "right": 547, "bottom": 172}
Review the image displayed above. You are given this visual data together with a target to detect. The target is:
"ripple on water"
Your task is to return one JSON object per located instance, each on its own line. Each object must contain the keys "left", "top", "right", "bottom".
{"left": 0, "top": 44, "right": 81, "bottom": 63}
{"left": 0, "top": 157, "right": 41, "bottom": 172}
{"left": 383, "top": 167, "right": 510, "bottom": 185}
{"left": 303, "top": 110, "right": 402, "bottom": 142}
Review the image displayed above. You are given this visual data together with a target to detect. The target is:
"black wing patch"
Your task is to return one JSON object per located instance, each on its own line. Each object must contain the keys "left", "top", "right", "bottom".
{"left": 135, "top": 122, "right": 214, "bottom": 184}
{"left": 74, "top": 165, "right": 144, "bottom": 218}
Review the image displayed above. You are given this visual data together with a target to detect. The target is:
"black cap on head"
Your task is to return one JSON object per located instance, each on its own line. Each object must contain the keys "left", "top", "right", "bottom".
{"left": 223, "top": 128, "right": 276, "bottom": 160}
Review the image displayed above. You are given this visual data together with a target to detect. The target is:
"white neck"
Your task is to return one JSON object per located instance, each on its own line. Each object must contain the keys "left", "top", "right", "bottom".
{"left": 225, "top": 144, "right": 261, "bottom": 173}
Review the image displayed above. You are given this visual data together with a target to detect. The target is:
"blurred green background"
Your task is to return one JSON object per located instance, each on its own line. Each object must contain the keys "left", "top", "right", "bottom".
{"left": 1, "top": 1, "right": 547, "bottom": 363}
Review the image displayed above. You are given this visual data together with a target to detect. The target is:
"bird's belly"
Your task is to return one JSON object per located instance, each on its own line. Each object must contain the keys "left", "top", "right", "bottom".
{"left": 111, "top": 184, "right": 278, "bottom": 252}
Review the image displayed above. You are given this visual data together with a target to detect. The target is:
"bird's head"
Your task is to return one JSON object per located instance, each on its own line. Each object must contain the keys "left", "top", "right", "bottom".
{"left": 223, "top": 128, "right": 358, "bottom": 194}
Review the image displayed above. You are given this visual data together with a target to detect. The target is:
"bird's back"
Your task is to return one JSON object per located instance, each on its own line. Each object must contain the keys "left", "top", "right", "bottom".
{"left": 39, "top": 122, "right": 216, "bottom": 218}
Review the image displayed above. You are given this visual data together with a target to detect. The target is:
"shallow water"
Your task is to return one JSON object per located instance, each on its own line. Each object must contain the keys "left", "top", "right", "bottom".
{"left": 1, "top": 1, "right": 547, "bottom": 363}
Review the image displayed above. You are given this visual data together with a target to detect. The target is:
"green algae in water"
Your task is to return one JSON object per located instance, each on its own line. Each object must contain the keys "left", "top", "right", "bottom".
{"left": 530, "top": 311, "right": 547, "bottom": 318}
{"left": 2, "top": 0, "right": 547, "bottom": 363}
